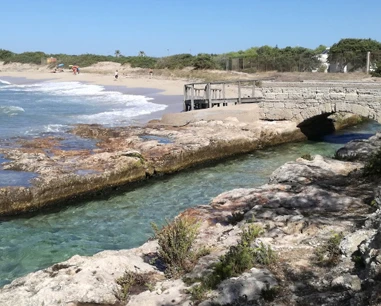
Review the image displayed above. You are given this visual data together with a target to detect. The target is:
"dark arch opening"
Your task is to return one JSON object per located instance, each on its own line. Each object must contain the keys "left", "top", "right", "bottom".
{"left": 297, "top": 113, "right": 335, "bottom": 140}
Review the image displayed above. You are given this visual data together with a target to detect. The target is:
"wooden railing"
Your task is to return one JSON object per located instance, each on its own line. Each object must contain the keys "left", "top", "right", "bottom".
{"left": 183, "top": 79, "right": 264, "bottom": 111}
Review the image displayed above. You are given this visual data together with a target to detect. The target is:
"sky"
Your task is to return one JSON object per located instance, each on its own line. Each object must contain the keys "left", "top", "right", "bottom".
{"left": 1, "top": 0, "right": 381, "bottom": 57}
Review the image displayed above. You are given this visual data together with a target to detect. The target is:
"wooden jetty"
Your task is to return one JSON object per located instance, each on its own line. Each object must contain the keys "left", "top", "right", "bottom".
{"left": 183, "top": 79, "right": 264, "bottom": 111}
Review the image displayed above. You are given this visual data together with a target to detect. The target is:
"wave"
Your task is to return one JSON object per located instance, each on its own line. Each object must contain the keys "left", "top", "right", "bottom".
{"left": 74, "top": 104, "right": 167, "bottom": 126}
{"left": 0, "top": 106, "right": 25, "bottom": 116}
{"left": 0, "top": 80, "right": 169, "bottom": 129}
{"left": 0, "top": 79, "right": 12, "bottom": 85}
{"left": 6, "top": 81, "right": 157, "bottom": 107}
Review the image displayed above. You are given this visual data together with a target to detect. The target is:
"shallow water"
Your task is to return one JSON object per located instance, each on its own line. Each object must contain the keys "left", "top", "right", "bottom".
{"left": 0, "top": 120, "right": 380, "bottom": 287}
{"left": 0, "top": 79, "right": 166, "bottom": 139}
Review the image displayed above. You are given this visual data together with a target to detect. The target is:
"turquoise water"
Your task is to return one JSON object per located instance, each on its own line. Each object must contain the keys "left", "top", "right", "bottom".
{"left": 0, "top": 120, "right": 380, "bottom": 287}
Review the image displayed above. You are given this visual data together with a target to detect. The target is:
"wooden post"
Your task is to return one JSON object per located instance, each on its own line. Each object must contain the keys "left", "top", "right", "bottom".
{"left": 190, "top": 85, "right": 195, "bottom": 111}
{"left": 223, "top": 83, "right": 226, "bottom": 106}
{"left": 183, "top": 85, "right": 187, "bottom": 111}
{"left": 207, "top": 83, "right": 212, "bottom": 108}
{"left": 366, "top": 51, "right": 371, "bottom": 74}
{"left": 238, "top": 81, "right": 241, "bottom": 104}
{"left": 252, "top": 80, "right": 255, "bottom": 98}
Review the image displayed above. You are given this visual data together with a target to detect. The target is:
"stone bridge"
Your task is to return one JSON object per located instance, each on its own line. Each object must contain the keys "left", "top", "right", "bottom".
{"left": 257, "top": 81, "right": 381, "bottom": 125}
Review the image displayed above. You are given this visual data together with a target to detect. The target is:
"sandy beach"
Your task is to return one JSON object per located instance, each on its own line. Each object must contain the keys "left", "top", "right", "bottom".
{"left": 0, "top": 70, "right": 185, "bottom": 95}
{"left": 0, "top": 69, "right": 187, "bottom": 124}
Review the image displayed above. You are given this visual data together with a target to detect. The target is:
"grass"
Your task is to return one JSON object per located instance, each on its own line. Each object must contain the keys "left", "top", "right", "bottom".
{"left": 314, "top": 232, "right": 344, "bottom": 266}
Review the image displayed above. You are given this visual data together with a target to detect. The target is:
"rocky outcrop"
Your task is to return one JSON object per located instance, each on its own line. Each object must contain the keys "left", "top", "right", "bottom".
{"left": 335, "top": 132, "right": 381, "bottom": 161}
{"left": 0, "top": 119, "right": 306, "bottom": 216}
{"left": 2, "top": 133, "right": 381, "bottom": 305}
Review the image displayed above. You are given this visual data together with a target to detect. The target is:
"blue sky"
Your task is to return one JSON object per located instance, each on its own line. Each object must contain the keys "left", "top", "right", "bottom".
{"left": 2, "top": 0, "right": 381, "bottom": 57}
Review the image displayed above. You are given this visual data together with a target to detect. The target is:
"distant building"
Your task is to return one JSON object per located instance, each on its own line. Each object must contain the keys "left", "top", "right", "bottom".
{"left": 312, "top": 48, "right": 329, "bottom": 73}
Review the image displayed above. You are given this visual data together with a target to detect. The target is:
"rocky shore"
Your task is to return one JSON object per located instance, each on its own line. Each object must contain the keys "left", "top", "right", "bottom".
{"left": 1, "top": 121, "right": 381, "bottom": 305}
{"left": 0, "top": 110, "right": 307, "bottom": 216}
{"left": 0, "top": 105, "right": 364, "bottom": 217}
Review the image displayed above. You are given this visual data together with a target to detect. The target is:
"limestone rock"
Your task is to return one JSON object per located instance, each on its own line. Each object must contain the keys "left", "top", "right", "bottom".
{"left": 200, "top": 268, "right": 277, "bottom": 306}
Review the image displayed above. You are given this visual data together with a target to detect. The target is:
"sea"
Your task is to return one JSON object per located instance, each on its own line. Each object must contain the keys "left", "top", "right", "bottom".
{"left": 0, "top": 77, "right": 380, "bottom": 287}
{"left": 0, "top": 78, "right": 167, "bottom": 139}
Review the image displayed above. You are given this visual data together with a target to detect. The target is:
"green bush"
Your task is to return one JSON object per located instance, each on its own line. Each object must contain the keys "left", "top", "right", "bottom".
{"left": 116, "top": 271, "right": 156, "bottom": 301}
{"left": 152, "top": 215, "right": 200, "bottom": 278}
{"left": 193, "top": 54, "right": 218, "bottom": 70}
{"left": 188, "top": 224, "right": 276, "bottom": 304}
{"left": 301, "top": 154, "right": 313, "bottom": 161}
{"left": 371, "top": 62, "right": 381, "bottom": 77}
{"left": 0, "top": 49, "right": 14, "bottom": 61}
{"left": 205, "top": 224, "right": 272, "bottom": 289}
{"left": 155, "top": 53, "right": 194, "bottom": 69}
{"left": 363, "top": 149, "right": 381, "bottom": 176}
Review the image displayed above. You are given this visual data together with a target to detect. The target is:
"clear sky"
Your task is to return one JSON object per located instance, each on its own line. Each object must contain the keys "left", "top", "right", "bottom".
{"left": 2, "top": 0, "right": 380, "bottom": 57}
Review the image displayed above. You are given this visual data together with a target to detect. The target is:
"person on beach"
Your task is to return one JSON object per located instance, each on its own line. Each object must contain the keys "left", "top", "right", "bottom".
{"left": 114, "top": 70, "right": 119, "bottom": 81}
{"left": 149, "top": 68, "right": 153, "bottom": 79}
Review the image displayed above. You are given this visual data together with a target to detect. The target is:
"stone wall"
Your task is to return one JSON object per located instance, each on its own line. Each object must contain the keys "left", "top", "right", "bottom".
{"left": 257, "top": 82, "right": 381, "bottom": 124}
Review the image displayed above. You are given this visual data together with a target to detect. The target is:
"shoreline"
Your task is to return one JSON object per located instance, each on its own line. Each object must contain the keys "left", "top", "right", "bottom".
{"left": 0, "top": 73, "right": 185, "bottom": 126}
{"left": 0, "top": 70, "right": 186, "bottom": 95}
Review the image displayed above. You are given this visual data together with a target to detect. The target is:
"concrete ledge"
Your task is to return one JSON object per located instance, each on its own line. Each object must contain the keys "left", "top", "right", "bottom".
{"left": 160, "top": 104, "right": 260, "bottom": 126}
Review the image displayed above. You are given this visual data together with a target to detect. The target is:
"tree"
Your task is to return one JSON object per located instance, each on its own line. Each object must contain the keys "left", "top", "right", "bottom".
{"left": 193, "top": 54, "right": 217, "bottom": 70}
{"left": 114, "top": 50, "right": 121, "bottom": 58}
{"left": 328, "top": 38, "right": 381, "bottom": 72}
{"left": 0, "top": 49, "right": 14, "bottom": 60}
{"left": 314, "top": 45, "right": 328, "bottom": 55}
{"left": 138, "top": 51, "right": 146, "bottom": 57}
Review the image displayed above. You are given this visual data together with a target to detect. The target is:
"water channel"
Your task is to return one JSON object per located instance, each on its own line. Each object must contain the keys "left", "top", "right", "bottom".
{"left": 0, "top": 121, "right": 380, "bottom": 287}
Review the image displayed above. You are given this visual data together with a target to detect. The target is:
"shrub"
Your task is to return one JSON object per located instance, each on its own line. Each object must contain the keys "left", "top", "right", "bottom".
{"left": 301, "top": 154, "right": 313, "bottom": 161}
{"left": 186, "top": 224, "right": 276, "bottom": 304}
{"left": 116, "top": 271, "right": 156, "bottom": 301}
{"left": 193, "top": 54, "right": 218, "bottom": 70}
{"left": 314, "top": 232, "right": 344, "bottom": 266}
{"left": 155, "top": 53, "right": 194, "bottom": 69}
{"left": 205, "top": 224, "right": 271, "bottom": 289}
{"left": 371, "top": 62, "right": 381, "bottom": 77}
{"left": 152, "top": 215, "right": 200, "bottom": 277}
{"left": 363, "top": 149, "right": 381, "bottom": 176}
{"left": 189, "top": 284, "right": 209, "bottom": 302}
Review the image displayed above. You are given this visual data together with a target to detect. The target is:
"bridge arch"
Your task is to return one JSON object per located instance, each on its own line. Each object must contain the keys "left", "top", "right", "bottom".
{"left": 293, "top": 102, "right": 380, "bottom": 126}
{"left": 257, "top": 82, "right": 381, "bottom": 127}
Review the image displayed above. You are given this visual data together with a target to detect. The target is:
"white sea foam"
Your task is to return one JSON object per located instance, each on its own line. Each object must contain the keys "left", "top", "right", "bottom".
{"left": 0, "top": 79, "right": 11, "bottom": 85}
{"left": 43, "top": 124, "right": 67, "bottom": 133}
{"left": 0, "top": 106, "right": 25, "bottom": 116}
{"left": 0, "top": 81, "right": 168, "bottom": 132}
{"left": 7, "top": 81, "right": 159, "bottom": 108}
{"left": 74, "top": 103, "right": 167, "bottom": 125}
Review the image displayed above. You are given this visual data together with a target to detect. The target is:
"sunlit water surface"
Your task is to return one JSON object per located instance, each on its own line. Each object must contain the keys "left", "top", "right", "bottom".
{"left": 0, "top": 88, "right": 380, "bottom": 287}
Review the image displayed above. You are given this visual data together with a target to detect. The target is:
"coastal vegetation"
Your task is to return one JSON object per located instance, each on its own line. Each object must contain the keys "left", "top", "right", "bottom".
{"left": 187, "top": 224, "right": 276, "bottom": 303}
{"left": 328, "top": 38, "right": 381, "bottom": 72}
{"left": 151, "top": 215, "right": 207, "bottom": 278}
{"left": 314, "top": 232, "right": 344, "bottom": 266}
{"left": 363, "top": 148, "right": 381, "bottom": 176}
{"left": 2, "top": 38, "right": 380, "bottom": 72}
